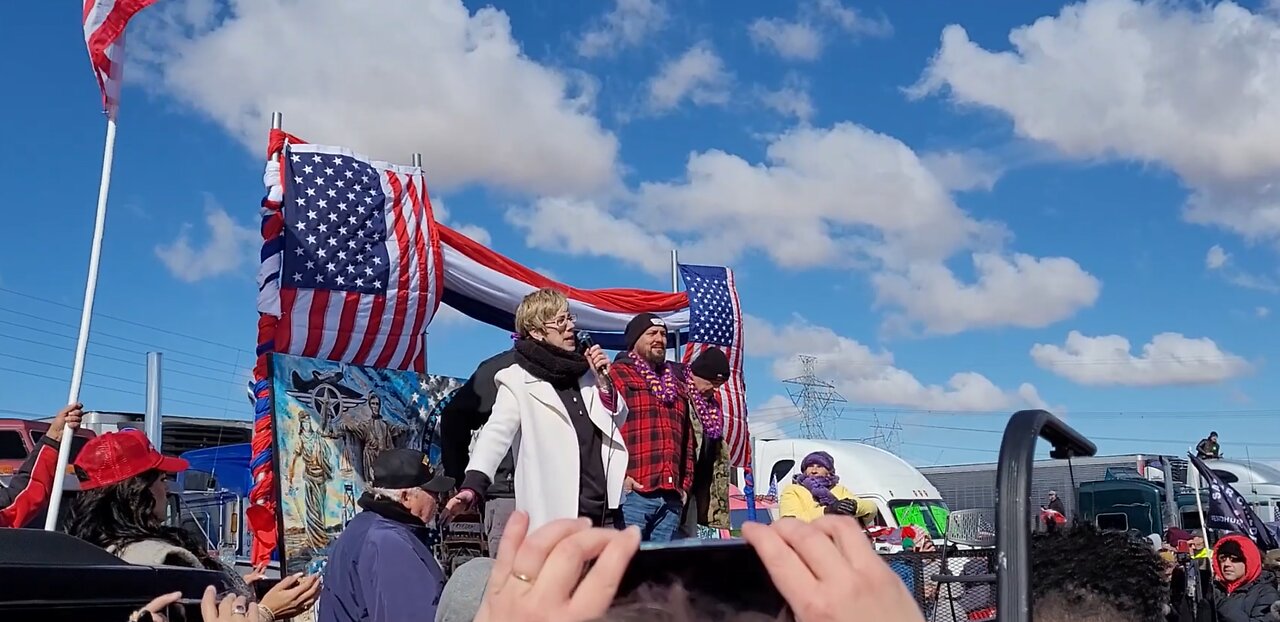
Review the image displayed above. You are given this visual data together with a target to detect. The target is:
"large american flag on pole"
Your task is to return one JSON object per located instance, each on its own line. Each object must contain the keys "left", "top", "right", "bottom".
{"left": 257, "top": 142, "right": 443, "bottom": 372}
{"left": 82, "top": 0, "right": 158, "bottom": 119}
{"left": 680, "top": 264, "right": 751, "bottom": 467}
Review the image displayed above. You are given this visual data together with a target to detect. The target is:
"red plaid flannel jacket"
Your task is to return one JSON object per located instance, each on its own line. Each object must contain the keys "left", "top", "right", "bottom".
{"left": 612, "top": 354, "right": 696, "bottom": 494}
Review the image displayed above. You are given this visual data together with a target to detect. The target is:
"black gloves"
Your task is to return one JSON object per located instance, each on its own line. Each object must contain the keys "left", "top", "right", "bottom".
{"left": 824, "top": 499, "right": 859, "bottom": 516}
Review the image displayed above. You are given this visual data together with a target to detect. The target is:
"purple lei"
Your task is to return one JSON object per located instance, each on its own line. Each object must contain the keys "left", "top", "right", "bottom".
{"left": 793, "top": 473, "right": 840, "bottom": 507}
{"left": 628, "top": 353, "right": 680, "bottom": 405}
{"left": 683, "top": 367, "right": 723, "bottom": 439}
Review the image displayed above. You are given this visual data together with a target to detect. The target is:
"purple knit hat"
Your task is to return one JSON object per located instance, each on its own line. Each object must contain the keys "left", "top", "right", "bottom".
{"left": 801, "top": 451, "right": 835, "bottom": 474}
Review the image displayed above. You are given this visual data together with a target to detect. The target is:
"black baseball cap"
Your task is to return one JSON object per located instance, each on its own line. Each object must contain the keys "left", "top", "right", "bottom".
{"left": 371, "top": 448, "right": 455, "bottom": 493}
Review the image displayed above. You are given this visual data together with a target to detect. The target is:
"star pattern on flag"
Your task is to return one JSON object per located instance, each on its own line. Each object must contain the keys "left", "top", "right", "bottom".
{"left": 683, "top": 272, "right": 735, "bottom": 347}
{"left": 281, "top": 151, "right": 391, "bottom": 294}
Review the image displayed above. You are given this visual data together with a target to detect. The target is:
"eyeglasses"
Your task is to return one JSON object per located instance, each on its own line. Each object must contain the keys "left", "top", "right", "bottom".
{"left": 544, "top": 313, "right": 577, "bottom": 329}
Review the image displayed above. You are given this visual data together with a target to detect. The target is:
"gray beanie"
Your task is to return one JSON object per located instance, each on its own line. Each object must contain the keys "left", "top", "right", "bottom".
{"left": 436, "top": 557, "right": 494, "bottom": 622}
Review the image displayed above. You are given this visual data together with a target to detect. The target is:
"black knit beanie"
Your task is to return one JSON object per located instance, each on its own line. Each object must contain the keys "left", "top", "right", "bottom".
{"left": 690, "top": 348, "right": 730, "bottom": 382}
{"left": 624, "top": 313, "right": 665, "bottom": 350}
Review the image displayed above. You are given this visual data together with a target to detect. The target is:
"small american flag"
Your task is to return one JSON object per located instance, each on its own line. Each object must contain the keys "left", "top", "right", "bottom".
{"left": 83, "top": 0, "right": 157, "bottom": 119}
{"left": 680, "top": 264, "right": 751, "bottom": 466}
{"left": 260, "top": 144, "right": 443, "bottom": 371}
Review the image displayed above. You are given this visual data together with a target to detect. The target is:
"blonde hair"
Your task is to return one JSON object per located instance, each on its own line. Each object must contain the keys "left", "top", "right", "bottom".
{"left": 515, "top": 288, "right": 569, "bottom": 337}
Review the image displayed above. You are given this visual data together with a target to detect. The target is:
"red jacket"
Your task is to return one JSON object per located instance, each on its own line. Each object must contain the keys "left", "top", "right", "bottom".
{"left": 613, "top": 355, "right": 696, "bottom": 495}
{"left": 0, "top": 436, "right": 59, "bottom": 528}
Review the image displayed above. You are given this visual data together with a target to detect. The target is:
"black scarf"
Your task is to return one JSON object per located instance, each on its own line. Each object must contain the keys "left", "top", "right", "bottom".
{"left": 514, "top": 338, "right": 589, "bottom": 388}
{"left": 357, "top": 491, "right": 426, "bottom": 528}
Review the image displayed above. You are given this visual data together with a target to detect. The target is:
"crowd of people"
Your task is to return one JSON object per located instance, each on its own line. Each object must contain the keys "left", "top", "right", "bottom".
{"left": 1, "top": 287, "right": 1277, "bottom": 621}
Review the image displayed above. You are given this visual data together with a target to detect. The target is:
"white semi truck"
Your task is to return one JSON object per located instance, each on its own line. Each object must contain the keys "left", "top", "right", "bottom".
{"left": 744, "top": 438, "right": 951, "bottom": 539}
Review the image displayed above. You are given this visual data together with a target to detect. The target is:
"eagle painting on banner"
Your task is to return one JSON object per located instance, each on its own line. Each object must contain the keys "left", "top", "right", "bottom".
{"left": 270, "top": 352, "right": 461, "bottom": 575}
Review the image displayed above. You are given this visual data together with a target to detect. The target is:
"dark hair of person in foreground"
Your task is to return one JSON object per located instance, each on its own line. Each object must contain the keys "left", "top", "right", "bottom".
{"left": 65, "top": 468, "right": 219, "bottom": 571}
{"left": 594, "top": 582, "right": 791, "bottom": 622}
{"left": 1030, "top": 527, "right": 1166, "bottom": 622}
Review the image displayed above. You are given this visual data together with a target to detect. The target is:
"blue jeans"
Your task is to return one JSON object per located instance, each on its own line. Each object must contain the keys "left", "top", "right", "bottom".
{"left": 620, "top": 491, "right": 683, "bottom": 542}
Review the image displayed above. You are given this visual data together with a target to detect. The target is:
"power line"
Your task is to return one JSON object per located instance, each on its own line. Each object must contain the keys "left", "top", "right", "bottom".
{"left": 0, "top": 316, "right": 248, "bottom": 377}
{"left": 0, "top": 286, "right": 253, "bottom": 355}
{"left": 747, "top": 403, "right": 1280, "bottom": 419}
{"left": 832, "top": 413, "right": 1280, "bottom": 449}
{"left": 0, "top": 307, "right": 248, "bottom": 375}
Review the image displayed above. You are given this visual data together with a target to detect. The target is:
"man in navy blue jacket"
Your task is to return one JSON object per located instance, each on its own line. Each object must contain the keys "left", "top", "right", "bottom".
{"left": 318, "top": 448, "right": 455, "bottom": 622}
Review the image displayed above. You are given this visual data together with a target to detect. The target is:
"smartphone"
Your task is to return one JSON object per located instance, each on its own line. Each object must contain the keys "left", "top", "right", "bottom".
{"left": 614, "top": 538, "right": 786, "bottom": 616}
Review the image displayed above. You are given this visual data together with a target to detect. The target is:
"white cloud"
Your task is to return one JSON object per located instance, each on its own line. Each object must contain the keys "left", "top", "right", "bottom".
{"left": 747, "top": 314, "right": 1048, "bottom": 411}
{"left": 872, "top": 253, "right": 1102, "bottom": 335}
{"left": 1031, "top": 330, "right": 1252, "bottom": 387}
{"left": 507, "top": 197, "right": 674, "bottom": 276}
{"left": 635, "top": 123, "right": 996, "bottom": 269}
{"left": 133, "top": 0, "right": 618, "bottom": 196}
{"left": 920, "top": 150, "right": 1003, "bottom": 192}
{"left": 749, "top": 395, "right": 801, "bottom": 439}
{"left": 576, "top": 0, "right": 668, "bottom": 58}
{"left": 155, "top": 200, "right": 258, "bottom": 282}
{"left": 759, "top": 79, "right": 815, "bottom": 122}
{"left": 748, "top": 0, "right": 891, "bottom": 61}
{"left": 749, "top": 19, "right": 823, "bottom": 61}
{"left": 510, "top": 123, "right": 1098, "bottom": 332}
{"left": 1258, "top": 306, "right": 1271, "bottom": 318}
{"left": 431, "top": 198, "right": 492, "bottom": 246}
{"left": 911, "top": 0, "right": 1280, "bottom": 247}
{"left": 1206, "top": 245, "right": 1229, "bottom": 270}
{"left": 646, "top": 43, "right": 732, "bottom": 113}
{"left": 531, "top": 266, "right": 560, "bottom": 282}
{"left": 1201, "top": 244, "right": 1280, "bottom": 292}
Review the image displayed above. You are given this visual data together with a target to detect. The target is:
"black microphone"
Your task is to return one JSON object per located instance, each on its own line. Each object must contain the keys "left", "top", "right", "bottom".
{"left": 576, "top": 331, "right": 609, "bottom": 378}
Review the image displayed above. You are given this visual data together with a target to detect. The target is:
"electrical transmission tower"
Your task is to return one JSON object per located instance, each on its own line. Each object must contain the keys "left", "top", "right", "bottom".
{"left": 783, "top": 355, "right": 847, "bottom": 439}
{"left": 862, "top": 414, "right": 903, "bottom": 452}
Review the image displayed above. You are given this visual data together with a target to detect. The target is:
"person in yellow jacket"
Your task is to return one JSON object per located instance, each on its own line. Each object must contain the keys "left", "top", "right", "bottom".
{"left": 778, "top": 451, "right": 877, "bottom": 523}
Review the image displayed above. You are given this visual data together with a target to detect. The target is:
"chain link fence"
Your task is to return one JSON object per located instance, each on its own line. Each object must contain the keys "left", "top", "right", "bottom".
{"left": 885, "top": 549, "right": 997, "bottom": 622}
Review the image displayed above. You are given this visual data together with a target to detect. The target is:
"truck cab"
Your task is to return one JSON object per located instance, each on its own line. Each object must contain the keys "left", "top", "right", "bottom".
{"left": 1076, "top": 479, "right": 1168, "bottom": 535}
{"left": 748, "top": 439, "right": 950, "bottom": 538}
{"left": 0, "top": 418, "right": 95, "bottom": 487}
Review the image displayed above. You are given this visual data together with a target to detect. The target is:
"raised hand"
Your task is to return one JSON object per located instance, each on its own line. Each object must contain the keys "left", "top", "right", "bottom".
{"left": 742, "top": 516, "right": 925, "bottom": 622}
{"left": 474, "top": 511, "right": 641, "bottom": 622}
{"left": 47, "top": 403, "right": 84, "bottom": 442}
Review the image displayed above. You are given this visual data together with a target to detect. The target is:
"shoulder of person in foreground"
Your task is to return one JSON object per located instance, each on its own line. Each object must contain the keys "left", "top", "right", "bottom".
{"left": 436, "top": 557, "right": 493, "bottom": 622}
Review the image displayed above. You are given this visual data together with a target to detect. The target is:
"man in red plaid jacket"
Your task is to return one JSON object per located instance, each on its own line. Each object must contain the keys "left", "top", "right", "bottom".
{"left": 613, "top": 313, "right": 696, "bottom": 541}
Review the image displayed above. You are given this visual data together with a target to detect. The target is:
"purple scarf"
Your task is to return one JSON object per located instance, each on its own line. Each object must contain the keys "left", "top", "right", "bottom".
{"left": 793, "top": 473, "right": 840, "bottom": 507}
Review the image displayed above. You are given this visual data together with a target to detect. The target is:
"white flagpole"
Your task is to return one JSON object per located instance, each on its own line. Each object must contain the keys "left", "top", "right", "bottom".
{"left": 44, "top": 116, "right": 118, "bottom": 530}
{"left": 670, "top": 250, "right": 680, "bottom": 359}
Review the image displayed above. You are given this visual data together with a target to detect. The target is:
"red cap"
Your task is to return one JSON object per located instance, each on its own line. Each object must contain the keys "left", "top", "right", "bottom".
{"left": 75, "top": 429, "right": 189, "bottom": 490}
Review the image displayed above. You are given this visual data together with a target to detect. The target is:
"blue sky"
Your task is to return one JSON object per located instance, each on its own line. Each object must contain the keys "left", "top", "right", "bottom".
{"left": 4, "top": 0, "right": 1280, "bottom": 466}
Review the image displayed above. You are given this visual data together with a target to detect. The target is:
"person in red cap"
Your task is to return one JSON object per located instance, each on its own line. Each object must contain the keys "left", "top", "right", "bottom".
{"left": 0, "top": 403, "right": 82, "bottom": 528}
{"left": 66, "top": 429, "right": 320, "bottom": 622}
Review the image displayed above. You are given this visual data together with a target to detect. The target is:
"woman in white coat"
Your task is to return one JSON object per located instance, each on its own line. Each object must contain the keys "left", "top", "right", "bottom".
{"left": 444, "top": 288, "right": 628, "bottom": 530}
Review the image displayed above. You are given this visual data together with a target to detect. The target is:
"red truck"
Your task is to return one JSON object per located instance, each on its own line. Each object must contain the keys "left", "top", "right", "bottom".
{"left": 0, "top": 418, "right": 95, "bottom": 487}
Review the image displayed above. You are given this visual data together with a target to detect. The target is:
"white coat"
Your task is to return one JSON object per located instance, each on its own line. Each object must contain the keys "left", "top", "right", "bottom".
{"left": 464, "top": 363, "right": 629, "bottom": 531}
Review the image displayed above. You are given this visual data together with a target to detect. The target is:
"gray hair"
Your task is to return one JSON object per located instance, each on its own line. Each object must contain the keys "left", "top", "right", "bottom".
{"left": 365, "top": 486, "right": 414, "bottom": 502}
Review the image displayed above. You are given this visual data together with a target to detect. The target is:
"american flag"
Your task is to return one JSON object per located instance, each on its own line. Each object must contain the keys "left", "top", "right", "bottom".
{"left": 680, "top": 264, "right": 751, "bottom": 466}
{"left": 83, "top": 0, "right": 158, "bottom": 119}
{"left": 259, "top": 144, "right": 443, "bottom": 371}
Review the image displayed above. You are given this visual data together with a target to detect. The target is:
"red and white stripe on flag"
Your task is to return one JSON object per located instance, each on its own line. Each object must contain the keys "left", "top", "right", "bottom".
{"left": 257, "top": 142, "right": 444, "bottom": 372}
{"left": 682, "top": 267, "right": 751, "bottom": 467}
{"left": 83, "top": 0, "right": 157, "bottom": 119}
